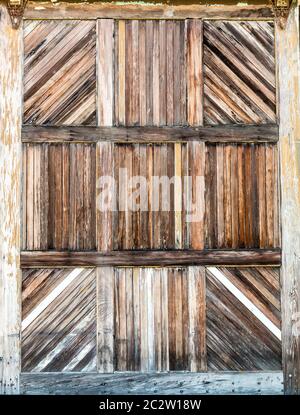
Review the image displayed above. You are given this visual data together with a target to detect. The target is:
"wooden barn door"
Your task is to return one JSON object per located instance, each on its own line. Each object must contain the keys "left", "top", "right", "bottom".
{"left": 20, "top": 15, "right": 283, "bottom": 394}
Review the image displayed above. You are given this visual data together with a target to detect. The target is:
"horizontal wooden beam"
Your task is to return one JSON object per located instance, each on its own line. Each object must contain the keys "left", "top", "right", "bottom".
{"left": 21, "top": 249, "right": 281, "bottom": 268}
{"left": 20, "top": 371, "right": 283, "bottom": 395}
{"left": 22, "top": 124, "right": 279, "bottom": 144}
{"left": 24, "top": 3, "right": 274, "bottom": 21}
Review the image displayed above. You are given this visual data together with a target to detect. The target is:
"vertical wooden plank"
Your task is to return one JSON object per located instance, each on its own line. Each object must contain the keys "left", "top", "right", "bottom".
{"left": 237, "top": 145, "right": 245, "bottom": 248}
{"left": 161, "top": 268, "right": 169, "bottom": 371}
{"left": 173, "top": 21, "right": 181, "bottom": 125}
{"left": 159, "top": 20, "right": 167, "bottom": 126}
{"left": 22, "top": 145, "right": 27, "bottom": 250}
{"left": 187, "top": 19, "right": 203, "bottom": 126}
{"left": 131, "top": 20, "right": 139, "bottom": 126}
{"left": 40, "top": 144, "right": 49, "bottom": 250}
{"left": 115, "top": 268, "right": 127, "bottom": 371}
{"left": 152, "top": 21, "right": 160, "bottom": 126}
{"left": 189, "top": 141, "right": 205, "bottom": 249}
{"left": 216, "top": 145, "right": 225, "bottom": 248}
{"left": 231, "top": 145, "right": 239, "bottom": 248}
{"left": 188, "top": 266, "right": 206, "bottom": 372}
{"left": 125, "top": 145, "right": 133, "bottom": 249}
{"left": 166, "top": 20, "right": 174, "bottom": 126}
{"left": 153, "top": 145, "right": 161, "bottom": 248}
{"left": 97, "top": 267, "right": 114, "bottom": 373}
{"left": 96, "top": 142, "right": 114, "bottom": 251}
{"left": 146, "top": 20, "right": 154, "bottom": 126}
{"left": 97, "top": 19, "right": 114, "bottom": 126}
{"left": 118, "top": 20, "right": 126, "bottom": 126}
{"left": 276, "top": 7, "right": 300, "bottom": 394}
{"left": 257, "top": 144, "right": 266, "bottom": 248}
{"left": 140, "top": 268, "right": 149, "bottom": 371}
{"left": 125, "top": 20, "right": 133, "bottom": 126}
{"left": 266, "top": 144, "right": 275, "bottom": 248}
{"left": 224, "top": 145, "right": 232, "bottom": 248}
{"left": 139, "top": 21, "right": 147, "bottom": 126}
{"left": 0, "top": 4, "right": 22, "bottom": 393}
{"left": 174, "top": 143, "right": 182, "bottom": 248}
{"left": 132, "top": 267, "right": 141, "bottom": 371}
{"left": 26, "top": 145, "right": 34, "bottom": 250}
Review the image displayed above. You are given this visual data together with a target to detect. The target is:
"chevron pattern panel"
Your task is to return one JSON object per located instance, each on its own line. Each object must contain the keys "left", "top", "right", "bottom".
{"left": 23, "top": 21, "right": 96, "bottom": 125}
{"left": 203, "top": 21, "right": 276, "bottom": 124}
{"left": 206, "top": 267, "right": 282, "bottom": 371}
{"left": 22, "top": 268, "right": 97, "bottom": 372}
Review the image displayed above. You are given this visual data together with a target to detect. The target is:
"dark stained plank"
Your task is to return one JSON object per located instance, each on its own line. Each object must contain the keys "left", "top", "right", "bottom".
{"left": 21, "top": 249, "right": 281, "bottom": 268}
{"left": 21, "top": 124, "right": 279, "bottom": 143}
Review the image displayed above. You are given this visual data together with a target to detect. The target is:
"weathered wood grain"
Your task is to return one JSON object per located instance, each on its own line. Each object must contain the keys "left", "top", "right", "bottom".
{"left": 97, "top": 267, "right": 114, "bottom": 373}
{"left": 115, "top": 20, "right": 187, "bottom": 127}
{"left": 0, "top": 4, "right": 22, "bottom": 394}
{"left": 21, "top": 268, "right": 97, "bottom": 372}
{"left": 276, "top": 6, "right": 300, "bottom": 395}
{"left": 187, "top": 20, "right": 203, "bottom": 126}
{"left": 20, "top": 371, "right": 283, "bottom": 395}
{"left": 22, "top": 143, "right": 96, "bottom": 251}
{"left": 96, "top": 142, "right": 114, "bottom": 251}
{"left": 23, "top": 20, "right": 96, "bottom": 126}
{"left": 111, "top": 266, "right": 205, "bottom": 372}
{"left": 203, "top": 21, "right": 276, "bottom": 125}
{"left": 206, "top": 267, "right": 282, "bottom": 371}
{"left": 21, "top": 124, "right": 279, "bottom": 143}
{"left": 205, "top": 144, "right": 280, "bottom": 249}
{"left": 97, "top": 19, "right": 114, "bottom": 126}
{"left": 20, "top": 249, "right": 281, "bottom": 268}
{"left": 24, "top": 3, "right": 274, "bottom": 20}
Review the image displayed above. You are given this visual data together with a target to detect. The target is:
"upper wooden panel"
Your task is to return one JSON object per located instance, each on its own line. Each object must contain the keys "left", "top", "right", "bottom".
{"left": 203, "top": 21, "right": 276, "bottom": 125}
{"left": 23, "top": 20, "right": 97, "bottom": 126}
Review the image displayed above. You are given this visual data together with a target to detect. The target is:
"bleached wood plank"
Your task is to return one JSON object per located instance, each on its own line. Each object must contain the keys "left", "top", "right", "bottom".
{"left": 276, "top": 6, "right": 300, "bottom": 395}
{"left": 97, "top": 267, "right": 114, "bottom": 373}
{"left": 0, "top": 4, "right": 22, "bottom": 394}
{"left": 20, "top": 371, "right": 284, "bottom": 395}
{"left": 24, "top": 3, "right": 274, "bottom": 20}
{"left": 97, "top": 19, "right": 114, "bottom": 126}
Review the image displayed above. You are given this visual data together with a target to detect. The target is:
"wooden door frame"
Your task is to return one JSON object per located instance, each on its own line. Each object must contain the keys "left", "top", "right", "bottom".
{"left": 0, "top": 1, "right": 299, "bottom": 394}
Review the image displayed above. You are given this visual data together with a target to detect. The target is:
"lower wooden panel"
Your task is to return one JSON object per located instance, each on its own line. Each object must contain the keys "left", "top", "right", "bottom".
{"left": 21, "top": 268, "right": 97, "bottom": 372}
{"left": 20, "top": 371, "right": 284, "bottom": 395}
{"left": 98, "top": 266, "right": 206, "bottom": 372}
{"left": 206, "top": 267, "right": 282, "bottom": 371}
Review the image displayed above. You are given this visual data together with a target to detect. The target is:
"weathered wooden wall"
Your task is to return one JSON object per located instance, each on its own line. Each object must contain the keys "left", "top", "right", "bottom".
{"left": 0, "top": 4, "right": 22, "bottom": 394}
{"left": 2, "top": 0, "right": 300, "bottom": 396}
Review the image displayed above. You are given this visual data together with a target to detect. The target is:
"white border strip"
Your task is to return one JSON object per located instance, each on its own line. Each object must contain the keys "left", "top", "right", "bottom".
{"left": 207, "top": 267, "right": 281, "bottom": 340}
{"left": 22, "top": 268, "right": 84, "bottom": 331}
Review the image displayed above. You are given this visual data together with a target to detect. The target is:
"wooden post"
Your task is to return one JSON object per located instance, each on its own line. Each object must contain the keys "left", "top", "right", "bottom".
{"left": 276, "top": 4, "right": 300, "bottom": 395}
{"left": 0, "top": 4, "right": 22, "bottom": 394}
